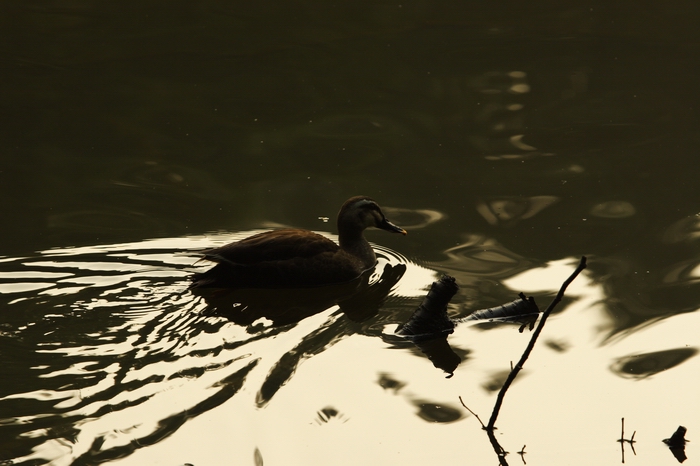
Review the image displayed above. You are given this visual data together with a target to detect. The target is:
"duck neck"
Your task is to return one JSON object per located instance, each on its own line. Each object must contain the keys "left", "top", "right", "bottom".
{"left": 338, "top": 227, "right": 377, "bottom": 269}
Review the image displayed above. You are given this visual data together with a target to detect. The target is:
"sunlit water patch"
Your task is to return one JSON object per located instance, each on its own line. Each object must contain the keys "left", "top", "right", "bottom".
{"left": 1, "top": 238, "right": 698, "bottom": 465}
{"left": 0, "top": 233, "right": 435, "bottom": 465}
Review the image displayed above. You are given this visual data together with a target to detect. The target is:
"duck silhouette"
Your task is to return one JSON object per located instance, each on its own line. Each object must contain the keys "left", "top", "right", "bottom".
{"left": 190, "top": 196, "right": 406, "bottom": 289}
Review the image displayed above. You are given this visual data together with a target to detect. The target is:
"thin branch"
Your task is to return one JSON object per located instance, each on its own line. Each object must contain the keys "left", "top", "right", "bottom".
{"left": 487, "top": 256, "right": 587, "bottom": 430}
{"left": 618, "top": 417, "right": 627, "bottom": 463}
{"left": 486, "top": 429, "right": 510, "bottom": 466}
{"left": 620, "top": 417, "right": 625, "bottom": 441}
{"left": 460, "top": 257, "right": 587, "bottom": 466}
{"left": 617, "top": 417, "right": 638, "bottom": 462}
{"left": 461, "top": 398, "right": 510, "bottom": 465}
{"left": 518, "top": 445, "right": 527, "bottom": 465}
{"left": 459, "top": 396, "right": 486, "bottom": 429}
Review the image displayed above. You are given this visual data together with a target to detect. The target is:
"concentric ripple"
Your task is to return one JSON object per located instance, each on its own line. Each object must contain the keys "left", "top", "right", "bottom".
{"left": 0, "top": 232, "right": 433, "bottom": 465}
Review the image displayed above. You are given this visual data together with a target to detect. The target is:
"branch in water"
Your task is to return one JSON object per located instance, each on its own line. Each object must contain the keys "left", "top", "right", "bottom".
{"left": 396, "top": 275, "right": 458, "bottom": 340}
{"left": 487, "top": 256, "right": 587, "bottom": 430}
{"left": 461, "top": 256, "right": 588, "bottom": 466}
{"left": 460, "top": 293, "right": 540, "bottom": 332}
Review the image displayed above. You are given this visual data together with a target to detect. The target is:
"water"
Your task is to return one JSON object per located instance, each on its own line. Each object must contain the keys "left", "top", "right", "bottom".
{"left": 0, "top": 235, "right": 439, "bottom": 464}
{"left": 3, "top": 2, "right": 700, "bottom": 465}
{"left": 3, "top": 237, "right": 698, "bottom": 465}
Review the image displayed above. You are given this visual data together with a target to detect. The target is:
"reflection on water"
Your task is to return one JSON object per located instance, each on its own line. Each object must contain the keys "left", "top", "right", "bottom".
{"left": 3, "top": 0, "right": 700, "bottom": 463}
{"left": 470, "top": 70, "right": 543, "bottom": 161}
{"left": 0, "top": 233, "right": 433, "bottom": 464}
{"left": 611, "top": 347, "right": 698, "bottom": 379}
{"left": 428, "top": 232, "right": 535, "bottom": 324}
{"left": 195, "top": 263, "right": 405, "bottom": 327}
{"left": 379, "top": 207, "right": 446, "bottom": 230}
{"left": 476, "top": 195, "right": 559, "bottom": 227}
{"left": 589, "top": 200, "right": 636, "bottom": 219}
{"left": 664, "top": 214, "right": 700, "bottom": 244}
{"left": 1, "top": 235, "right": 699, "bottom": 465}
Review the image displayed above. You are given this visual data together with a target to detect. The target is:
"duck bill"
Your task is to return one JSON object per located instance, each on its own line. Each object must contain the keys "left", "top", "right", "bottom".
{"left": 379, "top": 219, "right": 407, "bottom": 235}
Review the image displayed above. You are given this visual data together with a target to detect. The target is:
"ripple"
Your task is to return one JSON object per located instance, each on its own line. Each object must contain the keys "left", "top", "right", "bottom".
{"left": 589, "top": 201, "right": 636, "bottom": 218}
{"left": 0, "top": 231, "right": 435, "bottom": 465}
{"left": 374, "top": 244, "right": 437, "bottom": 297}
{"left": 429, "top": 234, "right": 532, "bottom": 278}
{"left": 379, "top": 207, "right": 446, "bottom": 230}
{"left": 476, "top": 195, "right": 559, "bottom": 226}
{"left": 47, "top": 209, "right": 172, "bottom": 238}
{"left": 112, "top": 161, "right": 234, "bottom": 201}
{"left": 663, "top": 214, "right": 700, "bottom": 243}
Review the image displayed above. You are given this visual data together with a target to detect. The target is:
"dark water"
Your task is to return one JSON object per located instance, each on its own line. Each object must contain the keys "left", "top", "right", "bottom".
{"left": 2, "top": 2, "right": 700, "bottom": 465}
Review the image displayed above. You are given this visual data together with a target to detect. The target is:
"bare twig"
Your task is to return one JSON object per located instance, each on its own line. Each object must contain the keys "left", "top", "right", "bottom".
{"left": 617, "top": 417, "right": 637, "bottom": 463}
{"left": 518, "top": 445, "right": 527, "bottom": 465}
{"left": 459, "top": 396, "right": 486, "bottom": 429}
{"left": 617, "top": 417, "right": 637, "bottom": 446}
{"left": 620, "top": 417, "right": 625, "bottom": 441}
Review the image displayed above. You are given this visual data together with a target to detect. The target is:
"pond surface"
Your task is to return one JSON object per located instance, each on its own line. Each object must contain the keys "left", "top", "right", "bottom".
{"left": 2, "top": 2, "right": 700, "bottom": 465}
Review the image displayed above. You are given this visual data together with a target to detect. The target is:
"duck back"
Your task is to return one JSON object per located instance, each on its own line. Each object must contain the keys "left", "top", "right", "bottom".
{"left": 202, "top": 229, "right": 339, "bottom": 264}
{"left": 190, "top": 229, "right": 368, "bottom": 289}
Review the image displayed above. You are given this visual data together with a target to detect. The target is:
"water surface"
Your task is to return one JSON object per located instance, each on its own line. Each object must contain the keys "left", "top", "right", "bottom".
{"left": 2, "top": 2, "right": 700, "bottom": 464}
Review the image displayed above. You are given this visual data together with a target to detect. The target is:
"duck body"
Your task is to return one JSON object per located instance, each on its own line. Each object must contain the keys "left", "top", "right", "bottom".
{"left": 190, "top": 196, "right": 406, "bottom": 289}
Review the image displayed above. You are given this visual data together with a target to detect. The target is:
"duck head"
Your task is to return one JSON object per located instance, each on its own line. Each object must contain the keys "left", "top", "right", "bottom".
{"left": 337, "top": 196, "right": 407, "bottom": 238}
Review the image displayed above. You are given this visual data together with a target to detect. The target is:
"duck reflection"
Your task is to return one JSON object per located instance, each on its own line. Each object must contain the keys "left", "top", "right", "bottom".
{"left": 193, "top": 263, "right": 406, "bottom": 328}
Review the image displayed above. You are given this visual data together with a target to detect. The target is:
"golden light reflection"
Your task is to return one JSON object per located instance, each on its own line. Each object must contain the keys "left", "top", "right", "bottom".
{"left": 379, "top": 207, "right": 446, "bottom": 230}
{"left": 471, "top": 70, "right": 545, "bottom": 162}
{"left": 3, "top": 242, "right": 700, "bottom": 465}
{"left": 476, "top": 195, "right": 559, "bottom": 226}
{"left": 589, "top": 201, "right": 636, "bottom": 218}
{"left": 663, "top": 214, "right": 700, "bottom": 243}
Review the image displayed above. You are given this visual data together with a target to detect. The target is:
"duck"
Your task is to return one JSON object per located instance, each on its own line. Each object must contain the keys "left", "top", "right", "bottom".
{"left": 189, "top": 196, "right": 407, "bottom": 289}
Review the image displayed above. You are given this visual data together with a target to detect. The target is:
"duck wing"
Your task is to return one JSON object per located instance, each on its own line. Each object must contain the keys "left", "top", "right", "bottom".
{"left": 200, "top": 229, "right": 340, "bottom": 266}
{"left": 191, "top": 229, "right": 366, "bottom": 289}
